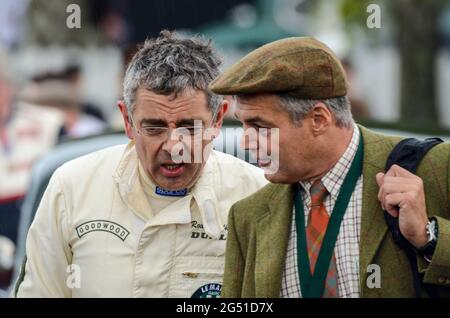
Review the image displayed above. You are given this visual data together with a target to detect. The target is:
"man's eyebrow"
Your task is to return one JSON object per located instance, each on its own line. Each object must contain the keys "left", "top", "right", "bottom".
{"left": 175, "top": 119, "right": 199, "bottom": 126}
{"left": 243, "top": 116, "right": 273, "bottom": 126}
{"left": 140, "top": 118, "right": 167, "bottom": 126}
{"left": 140, "top": 118, "right": 203, "bottom": 126}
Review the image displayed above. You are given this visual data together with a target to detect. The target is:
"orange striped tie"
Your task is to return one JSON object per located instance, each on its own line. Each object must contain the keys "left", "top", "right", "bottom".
{"left": 305, "top": 180, "right": 339, "bottom": 298}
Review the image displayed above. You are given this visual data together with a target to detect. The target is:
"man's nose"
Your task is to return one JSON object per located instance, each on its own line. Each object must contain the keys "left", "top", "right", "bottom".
{"left": 162, "top": 129, "right": 184, "bottom": 155}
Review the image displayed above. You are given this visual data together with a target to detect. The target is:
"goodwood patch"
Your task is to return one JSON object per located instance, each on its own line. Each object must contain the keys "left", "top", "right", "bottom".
{"left": 76, "top": 220, "right": 130, "bottom": 241}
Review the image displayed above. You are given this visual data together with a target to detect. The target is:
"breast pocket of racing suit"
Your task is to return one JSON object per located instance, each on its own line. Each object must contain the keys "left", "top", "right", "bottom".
{"left": 168, "top": 256, "right": 224, "bottom": 298}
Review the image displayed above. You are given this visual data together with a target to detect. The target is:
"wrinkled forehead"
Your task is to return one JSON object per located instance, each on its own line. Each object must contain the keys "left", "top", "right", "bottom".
{"left": 133, "top": 87, "right": 211, "bottom": 121}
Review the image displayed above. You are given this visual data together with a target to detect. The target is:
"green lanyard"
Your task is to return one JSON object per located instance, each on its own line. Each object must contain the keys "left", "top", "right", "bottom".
{"left": 294, "top": 133, "right": 364, "bottom": 298}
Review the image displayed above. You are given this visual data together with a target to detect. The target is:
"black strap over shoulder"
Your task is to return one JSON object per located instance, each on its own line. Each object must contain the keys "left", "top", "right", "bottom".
{"left": 385, "top": 137, "right": 443, "bottom": 174}
{"left": 384, "top": 137, "right": 443, "bottom": 298}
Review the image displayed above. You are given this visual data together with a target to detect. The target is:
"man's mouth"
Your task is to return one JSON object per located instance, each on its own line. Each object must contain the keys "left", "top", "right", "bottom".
{"left": 160, "top": 163, "right": 186, "bottom": 177}
{"left": 163, "top": 163, "right": 183, "bottom": 170}
{"left": 257, "top": 158, "right": 271, "bottom": 167}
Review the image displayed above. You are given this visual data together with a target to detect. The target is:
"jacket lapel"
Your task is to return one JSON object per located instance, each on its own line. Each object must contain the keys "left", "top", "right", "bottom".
{"left": 255, "top": 184, "right": 293, "bottom": 297}
{"left": 358, "top": 126, "right": 397, "bottom": 294}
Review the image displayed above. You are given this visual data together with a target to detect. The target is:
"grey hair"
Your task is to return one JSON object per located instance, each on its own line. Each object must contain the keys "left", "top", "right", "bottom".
{"left": 123, "top": 30, "right": 223, "bottom": 116}
{"left": 277, "top": 95, "right": 354, "bottom": 128}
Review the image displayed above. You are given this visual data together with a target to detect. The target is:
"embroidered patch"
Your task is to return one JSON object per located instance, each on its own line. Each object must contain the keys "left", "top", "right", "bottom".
{"left": 155, "top": 186, "right": 188, "bottom": 197}
{"left": 191, "top": 283, "right": 222, "bottom": 298}
{"left": 190, "top": 221, "right": 227, "bottom": 240}
{"left": 76, "top": 220, "right": 130, "bottom": 241}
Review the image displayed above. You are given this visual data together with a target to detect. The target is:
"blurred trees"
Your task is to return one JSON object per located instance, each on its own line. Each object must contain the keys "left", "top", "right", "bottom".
{"left": 341, "top": 0, "right": 448, "bottom": 127}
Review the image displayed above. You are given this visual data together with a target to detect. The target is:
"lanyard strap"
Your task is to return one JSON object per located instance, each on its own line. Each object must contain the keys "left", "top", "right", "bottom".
{"left": 294, "top": 132, "right": 364, "bottom": 298}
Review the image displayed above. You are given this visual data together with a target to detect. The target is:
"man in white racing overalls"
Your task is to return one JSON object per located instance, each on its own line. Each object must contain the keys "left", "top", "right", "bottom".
{"left": 15, "top": 31, "right": 267, "bottom": 298}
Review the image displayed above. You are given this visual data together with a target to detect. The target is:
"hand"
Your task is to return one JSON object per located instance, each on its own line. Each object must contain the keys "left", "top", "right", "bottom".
{"left": 376, "top": 164, "right": 429, "bottom": 249}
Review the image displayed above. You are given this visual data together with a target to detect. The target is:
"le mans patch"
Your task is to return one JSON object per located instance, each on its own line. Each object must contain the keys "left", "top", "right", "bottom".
{"left": 191, "top": 283, "right": 222, "bottom": 298}
{"left": 76, "top": 220, "right": 130, "bottom": 241}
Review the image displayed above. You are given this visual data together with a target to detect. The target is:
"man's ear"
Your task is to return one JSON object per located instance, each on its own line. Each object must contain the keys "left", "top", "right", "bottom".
{"left": 210, "top": 99, "right": 229, "bottom": 139}
{"left": 310, "top": 102, "right": 332, "bottom": 135}
{"left": 214, "top": 99, "right": 229, "bottom": 128}
{"left": 118, "top": 101, "right": 134, "bottom": 140}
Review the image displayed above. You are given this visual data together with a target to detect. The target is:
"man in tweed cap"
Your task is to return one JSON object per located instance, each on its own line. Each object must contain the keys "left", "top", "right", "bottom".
{"left": 210, "top": 37, "right": 450, "bottom": 298}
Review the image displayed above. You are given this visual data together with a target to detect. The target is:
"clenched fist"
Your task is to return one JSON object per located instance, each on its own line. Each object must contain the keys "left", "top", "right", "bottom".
{"left": 376, "top": 164, "right": 429, "bottom": 249}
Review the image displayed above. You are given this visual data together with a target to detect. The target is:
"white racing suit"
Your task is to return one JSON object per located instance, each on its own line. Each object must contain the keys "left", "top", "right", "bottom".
{"left": 15, "top": 142, "right": 267, "bottom": 297}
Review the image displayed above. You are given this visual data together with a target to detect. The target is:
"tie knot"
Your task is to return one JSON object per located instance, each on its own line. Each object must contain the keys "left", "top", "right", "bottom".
{"left": 310, "top": 180, "right": 328, "bottom": 206}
